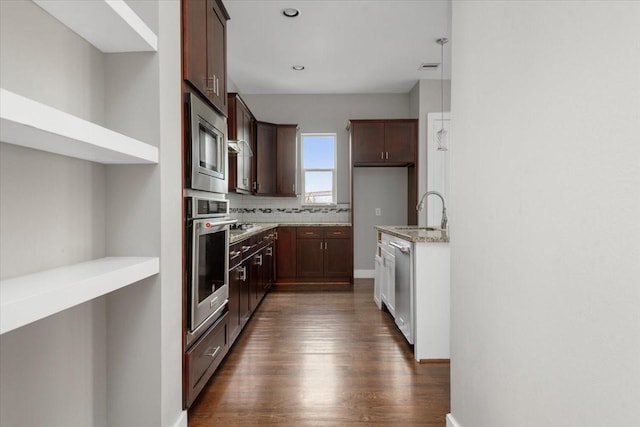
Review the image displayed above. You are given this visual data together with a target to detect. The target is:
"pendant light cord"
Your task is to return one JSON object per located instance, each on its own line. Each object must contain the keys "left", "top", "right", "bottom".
{"left": 438, "top": 38, "right": 448, "bottom": 130}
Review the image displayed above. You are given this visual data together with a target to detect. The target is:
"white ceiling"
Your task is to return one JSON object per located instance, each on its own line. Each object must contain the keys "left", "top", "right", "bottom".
{"left": 224, "top": 0, "right": 451, "bottom": 95}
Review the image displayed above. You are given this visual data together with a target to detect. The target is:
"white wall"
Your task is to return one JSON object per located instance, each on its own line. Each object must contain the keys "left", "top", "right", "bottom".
{"left": 0, "top": 2, "right": 108, "bottom": 425}
{"left": 449, "top": 2, "right": 640, "bottom": 427}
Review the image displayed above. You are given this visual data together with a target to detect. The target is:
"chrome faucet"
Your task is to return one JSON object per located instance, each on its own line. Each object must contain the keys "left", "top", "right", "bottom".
{"left": 416, "top": 191, "right": 448, "bottom": 230}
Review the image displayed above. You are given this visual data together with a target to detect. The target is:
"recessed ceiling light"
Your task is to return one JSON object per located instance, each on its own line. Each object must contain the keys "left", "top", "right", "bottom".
{"left": 292, "top": 65, "right": 305, "bottom": 71}
{"left": 282, "top": 8, "right": 300, "bottom": 18}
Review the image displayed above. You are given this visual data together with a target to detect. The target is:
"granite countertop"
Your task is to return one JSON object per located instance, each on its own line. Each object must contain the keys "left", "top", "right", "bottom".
{"left": 375, "top": 225, "right": 449, "bottom": 243}
{"left": 277, "top": 223, "right": 352, "bottom": 227}
{"left": 230, "top": 223, "right": 351, "bottom": 244}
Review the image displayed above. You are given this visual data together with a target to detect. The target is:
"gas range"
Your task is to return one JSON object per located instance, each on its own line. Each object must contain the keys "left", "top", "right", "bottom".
{"left": 230, "top": 223, "right": 258, "bottom": 231}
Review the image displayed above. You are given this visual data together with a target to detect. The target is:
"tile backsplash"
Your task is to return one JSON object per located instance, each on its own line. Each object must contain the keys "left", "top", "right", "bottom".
{"left": 227, "top": 193, "right": 350, "bottom": 224}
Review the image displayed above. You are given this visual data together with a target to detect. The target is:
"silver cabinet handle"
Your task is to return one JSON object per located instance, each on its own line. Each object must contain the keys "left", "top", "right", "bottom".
{"left": 205, "top": 346, "right": 221, "bottom": 359}
{"left": 324, "top": 242, "right": 328, "bottom": 250}
{"left": 242, "top": 245, "right": 251, "bottom": 253}
{"left": 389, "top": 241, "right": 411, "bottom": 254}
{"left": 381, "top": 152, "right": 384, "bottom": 160}
{"left": 386, "top": 151, "right": 389, "bottom": 159}
{"left": 253, "top": 182, "right": 257, "bottom": 191}
{"left": 266, "top": 247, "right": 273, "bottom": 256}
{"left": 230, "top": 250, "right": 241, "bottom": 259}
{"left": 238, "top": 266, "right": 247, "bottom": 281}
{"left": 320, "top": 242, "right": 323, "bottom": 250}
{"left": 256, "top": 254, "right": 263, "bottom": 266}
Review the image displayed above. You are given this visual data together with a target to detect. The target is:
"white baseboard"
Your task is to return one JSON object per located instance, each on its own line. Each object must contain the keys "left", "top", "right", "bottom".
{"left": 354, "top": 269, "right": 375, "bottom": 279}
{"left": 446, "top": 413, "right": 461, "bottom": 427}
{"left": 172, "top": 411, "right": 188, "bottom": 427}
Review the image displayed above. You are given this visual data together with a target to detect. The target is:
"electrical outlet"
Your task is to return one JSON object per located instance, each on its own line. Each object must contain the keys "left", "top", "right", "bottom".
{"left": 375, "top": 208, "right": 381, "bottom": 216}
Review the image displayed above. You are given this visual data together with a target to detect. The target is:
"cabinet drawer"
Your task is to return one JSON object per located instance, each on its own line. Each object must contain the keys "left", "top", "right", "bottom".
{"left": 297, "top": 227, "right": 322, "bottom": 239}
{"left": 184, "top": 313, "right": 228, "bottom": 407}
{"left": 323, "top": 227, "right": 351, "bottom": 238}
{"left": 229, "top": 242, "right": 243, "bottom": 268}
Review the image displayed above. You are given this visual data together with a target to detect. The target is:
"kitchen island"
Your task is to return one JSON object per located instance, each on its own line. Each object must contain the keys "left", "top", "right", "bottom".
{"left": 375, "top": 226, "right": 450, "bottom": 362}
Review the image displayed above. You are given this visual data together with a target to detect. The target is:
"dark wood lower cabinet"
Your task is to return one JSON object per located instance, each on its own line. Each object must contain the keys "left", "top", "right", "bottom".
{"left": 276, "top": 227, "right": 297, "bottom": 281}
{"left": 186, "top": 229, "right": 275, "bottom": 408}
{"left": 184, "top": 312, "right": 228, "bottom": 408}
{"left": 277, "top": 226, "right": 353, "bottom": 289}
{"left": 324, "top": 237, "right": 352, "bottom": 277}
{"left": 296, "top": 238, "right": 324, "bottom": 277}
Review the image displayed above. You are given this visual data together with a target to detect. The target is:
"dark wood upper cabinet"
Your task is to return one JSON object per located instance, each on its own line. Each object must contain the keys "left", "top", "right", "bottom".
{"left": 350, "top": 119, "right": 417, "bottom": 166}
{"left": 182, "top": 0, "right": 207, "bottom": 96}
{"left": 276, "top": 125, "right": 298, "bottom": 196}
{"left": 351, "top": 121, "right": 385, "bottom": 164}
{"left": 228, "top": 93, "right": 253, "bottom": 193}
{"left": 255, "top": 121, "right": 277, "bottom": 195}
{"left": 256, "top": 123, "right": 297, "bottom": 197}
{"left": 182, "top": 0, "right": 229, "bottom": 116}
{"left": 385, "top": 121, "right": 417, "bottom": 164}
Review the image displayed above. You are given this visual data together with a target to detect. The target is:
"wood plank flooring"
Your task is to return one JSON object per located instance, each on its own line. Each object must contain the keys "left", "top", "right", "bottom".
{"left": 188, "top": 280, "right": 450, "bottom": 426}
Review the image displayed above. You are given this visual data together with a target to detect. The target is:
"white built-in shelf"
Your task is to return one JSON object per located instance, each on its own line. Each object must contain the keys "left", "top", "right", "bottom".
{"left": 32, "top": 0, "right": 157, "bottom": 52}
{"left": 0, "top": 88, "right": 159, "bottom": 164}
{"left": 0, "top": 257, "right": 160, "bottom": 335}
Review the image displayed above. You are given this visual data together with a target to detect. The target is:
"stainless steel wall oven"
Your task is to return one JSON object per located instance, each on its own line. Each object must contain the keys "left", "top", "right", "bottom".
{"left": 185, "top": 191, "right": 235, "bottom": 345}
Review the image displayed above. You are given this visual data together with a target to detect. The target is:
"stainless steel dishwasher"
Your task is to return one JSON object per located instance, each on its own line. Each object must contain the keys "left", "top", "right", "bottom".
{"left": 390, "top": 241, "right": 413, "bottom": 344}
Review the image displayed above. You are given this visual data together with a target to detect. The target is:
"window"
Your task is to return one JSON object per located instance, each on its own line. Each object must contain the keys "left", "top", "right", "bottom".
{"left": 301, "top": 133, "right": 336, "bottom": 205}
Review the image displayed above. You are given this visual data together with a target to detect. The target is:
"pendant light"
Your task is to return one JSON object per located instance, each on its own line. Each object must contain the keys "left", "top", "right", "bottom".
{"left": 436, "top": 37, "right": 449, "bottom": 151}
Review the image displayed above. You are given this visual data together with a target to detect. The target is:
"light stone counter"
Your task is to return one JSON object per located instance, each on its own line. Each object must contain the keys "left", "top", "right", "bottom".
{"left": 230, "top": 223, "right": 351, "bottom": 244}
{"left": 375, "top": 225, "right": 449, "bottom": 243}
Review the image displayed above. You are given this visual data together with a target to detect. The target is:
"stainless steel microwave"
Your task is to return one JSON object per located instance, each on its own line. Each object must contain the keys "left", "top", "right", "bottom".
{"left": 186, "top": 92, "right": 228, "bottom": 194}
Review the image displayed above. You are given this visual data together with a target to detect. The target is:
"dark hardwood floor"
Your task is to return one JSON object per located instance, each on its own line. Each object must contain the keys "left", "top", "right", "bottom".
{"left": 188, "top": 280, "right": 450, "bottom": 426}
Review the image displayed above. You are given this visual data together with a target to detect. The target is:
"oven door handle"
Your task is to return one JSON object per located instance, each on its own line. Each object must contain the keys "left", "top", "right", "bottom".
{"left": 193, "top": 218, "right": 237, "bottom": 234}
{"left": 201, "top": 218, "right": 237, "bottom": 227}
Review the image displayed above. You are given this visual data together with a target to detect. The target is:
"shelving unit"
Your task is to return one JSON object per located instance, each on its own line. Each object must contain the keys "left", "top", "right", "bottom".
{"left": 32, "top": 0, "right": 157, "bottom": 53}
{"left": 0, "top": 88, "right": 159, "bottom": 164}
{"left": 0, "top": 257, "right": 160, "bottom": 335}
{"left": 0, "top": 1, "right": 182, "bottom": 425}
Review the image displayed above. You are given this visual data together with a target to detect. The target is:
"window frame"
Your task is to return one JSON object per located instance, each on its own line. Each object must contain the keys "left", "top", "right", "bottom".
{"left": 300, "top": 133, "right": 337, "bottom": 206}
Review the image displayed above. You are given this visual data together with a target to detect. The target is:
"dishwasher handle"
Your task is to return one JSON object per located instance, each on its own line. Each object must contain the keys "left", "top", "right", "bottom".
{"left": 389, "top": 241, "right": 411, "bottom": 254}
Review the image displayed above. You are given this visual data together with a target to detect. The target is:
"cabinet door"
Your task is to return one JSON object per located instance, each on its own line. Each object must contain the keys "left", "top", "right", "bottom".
{"left": 264, "top": 242, "right": 274, "bottom": 291}
{"left": 276, "top": 125, "right": 297, "bottom": 196}
{"left": 228, "top": 263, "right": 242, "bottom": 343}
{"left": 182, "top": 0, "right": 208, "bottom": 98}
{"left": 385, "top": 120, "right": 417, "bottom": 164}
{"left": 296, "top": 238, "right": 324, "bottom": 277}
{"left": 276, "top": 227, "right": 297, "bottom": 280}
{"left": 324, "top": 237, "right": 352, "bottom": 278}
{"left": 374, "top": 253, "right": 383, "bottom": 308}
{"left": 255, "top": 121, "right": 277, "bottom": 194}
{"left": 385, "top": 254, "right": 396, "bottom": 317}
{"left": 206, "top": 0, "right": 228, "bottom": 115}
{"left": 351, "top": 121, "right": 385, "bottom": 164}
{"left": 241, "top": 107, "right": 254, "bottom": 191}
{"left": 238, "top": 259, "right": 251, "bottom": 326}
